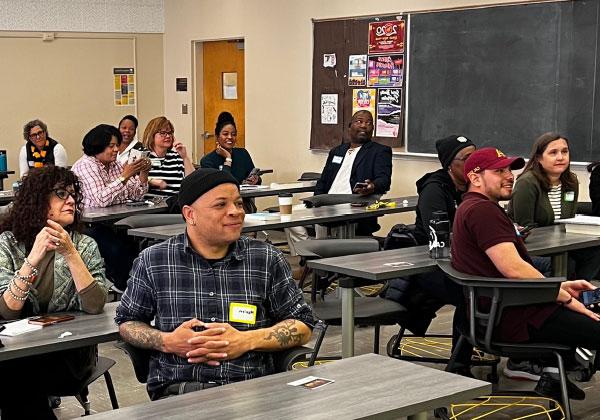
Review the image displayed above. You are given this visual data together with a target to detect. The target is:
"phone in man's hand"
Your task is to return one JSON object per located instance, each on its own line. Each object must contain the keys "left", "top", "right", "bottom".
{"left": 581, "top": 289, "right": 600, "bottom": 310}
{"left": 353, "top": 182, "right": 369, "bottom": 192}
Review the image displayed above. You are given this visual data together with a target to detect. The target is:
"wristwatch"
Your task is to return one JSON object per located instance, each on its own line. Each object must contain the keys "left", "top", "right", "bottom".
{"left": 118, "top": 176, "right": 127, "bottom": 185}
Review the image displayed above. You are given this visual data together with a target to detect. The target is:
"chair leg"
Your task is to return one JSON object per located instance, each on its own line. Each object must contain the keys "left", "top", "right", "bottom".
{"left": 104, "top": 371, "right": 119, "bottom": 409}
{"left": 445, "top": 335, "right": 466, "bottom": 373}
{"left": 555, "top": 352, "right": 572, "bottom": 420}
{"left": 373, "top": 325, "right": 380, "bottom": 354}
{"left": 298, "top": 266, "right": 310, "bottom": 290}
{"left": 309, "top": 322, "right": 328, "bottom": 366}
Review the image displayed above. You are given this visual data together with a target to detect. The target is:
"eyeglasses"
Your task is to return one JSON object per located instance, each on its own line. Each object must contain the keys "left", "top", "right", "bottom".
{"left": 158, "top": 131, "right": 174, "bottom": 137}
{"left": 29, "top": 131, "right": 45, "bottom": 139}
{"left": 366, "top": 200, "right": 397, "bottom": 210}
{"left": 53, "top": 188, "right": 77, "bottom": 201}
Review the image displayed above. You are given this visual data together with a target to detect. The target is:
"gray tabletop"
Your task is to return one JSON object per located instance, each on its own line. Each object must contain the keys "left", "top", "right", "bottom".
{"left": 0, "top": 190, "right": 14, "bottom": 205}
{"left": 0, "top": 302, "right": 119, "bottom": 361}
{"left": 128, "top": 196, "right": 418, "bottom": 240}
{"left": 240, "top": 181, "right": 316, "bottom": 198}
{"left": 307, "top": 224, "right": 600, "bottom": 281}
{"left": 88, "top": 353, "right": 490, "bottom": 420}
{"left": 81, "top": 201, "right": 169, "bottom": 223}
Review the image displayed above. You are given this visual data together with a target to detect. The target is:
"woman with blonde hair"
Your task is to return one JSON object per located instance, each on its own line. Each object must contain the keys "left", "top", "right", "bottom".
{"left": 142, "top": 116, "right": 194, "bottom": 195}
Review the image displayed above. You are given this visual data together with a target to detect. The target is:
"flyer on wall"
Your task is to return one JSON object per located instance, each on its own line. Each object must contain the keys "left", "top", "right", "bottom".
{"left": 321, "top": 93, "right": 338, "bottom": 124}
{"left": 348, "top": 54, "right": 367, "bottom": 86}
{"left": 376, "top": 88, "right": 402, "bottom": 138}
{"left": 368, "top": 19, "right": 405, "bottom": 54}
{"left": 114, "top": 67, "right": 135, "bottom": 106}
{"left": 352, "top": 88, "right": 376, "bottom": 117}
{"left": 367, "top": 55, "right": 403, "bottom": 87}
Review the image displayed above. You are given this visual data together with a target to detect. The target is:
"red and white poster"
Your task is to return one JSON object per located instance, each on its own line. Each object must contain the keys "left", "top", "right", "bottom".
{"left": 368, "top": 20, "right": 405, "bottom": 54}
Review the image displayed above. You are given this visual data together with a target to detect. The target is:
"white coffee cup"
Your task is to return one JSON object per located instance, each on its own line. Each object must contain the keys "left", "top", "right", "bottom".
{"left": 278, "top": 194, "right": 293, "bottom": 215}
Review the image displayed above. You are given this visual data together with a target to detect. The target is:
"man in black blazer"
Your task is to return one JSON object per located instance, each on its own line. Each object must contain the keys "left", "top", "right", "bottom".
{"left": 315, "top": 110, "right": 392, "bottom": 235}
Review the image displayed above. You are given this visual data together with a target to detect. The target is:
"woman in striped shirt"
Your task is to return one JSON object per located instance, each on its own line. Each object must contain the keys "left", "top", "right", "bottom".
{"left": 509, "top": 132, "right": 600, "bottom": 280}
{"left": 142, "top": 116, "right": 195, "bottom": 195}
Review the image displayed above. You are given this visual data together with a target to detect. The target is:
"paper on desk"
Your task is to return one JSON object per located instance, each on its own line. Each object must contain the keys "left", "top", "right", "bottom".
{"left": 239, "top": 184, "right": 269, "bottom": 190}
{"left": 0, "top": 318, "right": 43, "bottom": 336}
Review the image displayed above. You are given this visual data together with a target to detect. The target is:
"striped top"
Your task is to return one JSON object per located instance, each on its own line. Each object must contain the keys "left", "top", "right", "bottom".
{"left": 148, "top": 149, "right": 185, "bottom": 196}
{"left": 548, "top": 184, "right": 562, "bottom": 219}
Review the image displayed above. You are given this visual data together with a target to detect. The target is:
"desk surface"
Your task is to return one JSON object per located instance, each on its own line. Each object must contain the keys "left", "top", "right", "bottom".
{"left": 81, "top": 202, "right": 169, "bottom": 223}
{"left": 88, "top": 353, "right": 490, "bottom": 420}
{"left": 308, "top": 224, "right": 600, "bottom": 281}
{"left": 240, "top": 181, "right": 316, "bottom": 198}
{"left": 0, "top": 190, "right": 14, "bottom": 205}
{"left": 127, "top": 196, "right": 418, "bottom": 240}
{"left": 0, "top": 302, "right": 119, "bottom": 361}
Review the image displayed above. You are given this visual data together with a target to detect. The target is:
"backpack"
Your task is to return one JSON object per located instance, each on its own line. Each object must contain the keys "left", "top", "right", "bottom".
{"left": 383, "top": 223, "right": 418, "bottom": 250}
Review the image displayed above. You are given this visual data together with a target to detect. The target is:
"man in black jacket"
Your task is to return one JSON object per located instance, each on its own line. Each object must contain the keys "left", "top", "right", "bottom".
{"left": 315, "top": 110, "right": 392, "bottom": 235}
{"left": 413, "top": 135, "right": 475, "bottom": 245}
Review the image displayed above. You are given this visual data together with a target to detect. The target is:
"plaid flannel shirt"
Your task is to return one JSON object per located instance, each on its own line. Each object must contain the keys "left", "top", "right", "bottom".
{"left": 115, "top": 233, "right": 315, "bottom": 395}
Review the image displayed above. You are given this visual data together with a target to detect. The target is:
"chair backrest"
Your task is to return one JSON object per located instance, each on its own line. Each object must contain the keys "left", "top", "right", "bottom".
{"left": 297, "top": 172, "right": 321, "bottom": 181}
{"left": 293, "top": 238, "right": 380, "bottom": 259}
{"left": 114, "top": 214, "right": 183, "bottom": 229}
{"left": 436, "top": 259, "right": 564, "bottom": 353}
{"left": 577, "top": 201, "right": 593, "bottom": 215}
{"left": 116, "top": 341, "right": 151, "bottom": 383}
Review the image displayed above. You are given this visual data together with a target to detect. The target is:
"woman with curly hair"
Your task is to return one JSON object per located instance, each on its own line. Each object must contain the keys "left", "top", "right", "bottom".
{"left": 0, "top": 166, "right": 110, "bottom": 419}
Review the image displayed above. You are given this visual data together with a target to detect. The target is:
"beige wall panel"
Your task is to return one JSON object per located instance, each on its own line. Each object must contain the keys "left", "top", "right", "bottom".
{"left": 163, "top": 0, "right": 583, "bottom": 233}
{"left": 0, "top": 33, "right": 163, "bottom": 187}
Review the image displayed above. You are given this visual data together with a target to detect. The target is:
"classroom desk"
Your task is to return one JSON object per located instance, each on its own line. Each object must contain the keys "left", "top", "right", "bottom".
{"left": 127, "top": 196, "right": 418, "bottom": 241}
{"left": 307, "top": 224, "right": 600, "bottom": 357}
{"left": 87, "top": 353, "right": 490, "bottom": 420}
{"left": 239, "top": 181, "right": 316, "bottom": 198}
{"left": 0, "top": 190, "right": 15, "bottom": 205}
{"left": 81, "top": 201, "right": 169, "bottom": 223}
{"left": 0, "top": 171, "right": 15, "bottom": 190}
{"left": 0, "top": 302, "right": 119, "bottom": 362}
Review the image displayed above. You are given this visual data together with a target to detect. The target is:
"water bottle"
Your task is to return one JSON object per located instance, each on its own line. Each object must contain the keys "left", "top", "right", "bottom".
{"left": 428, "top": 210, "right": 450, "bottom": 259}
{"left": 0, "top": 150, "right": 6, "bottom": 172}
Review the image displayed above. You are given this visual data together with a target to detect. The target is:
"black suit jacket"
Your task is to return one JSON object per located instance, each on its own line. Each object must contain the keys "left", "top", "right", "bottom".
{"left": 315, "top": 141, "right": 392, "bottom": 195}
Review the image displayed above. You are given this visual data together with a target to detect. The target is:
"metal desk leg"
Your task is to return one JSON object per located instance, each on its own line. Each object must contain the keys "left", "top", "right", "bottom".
{"left": 552, "top": 252, "right": 568, "bottom": 277}
{"left": 407, "top": 412, "right": 428, "bottom": 420}
{"left": 341, "top": 286, "right": 355, "bottom": 358}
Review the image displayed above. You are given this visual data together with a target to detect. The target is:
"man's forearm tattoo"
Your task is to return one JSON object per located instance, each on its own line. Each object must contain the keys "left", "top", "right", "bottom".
{"left": 265, "top": 319, "right": 305, "bottom": 347}
{"left": 121, "top": 321, "right": 163, "bottom": 350}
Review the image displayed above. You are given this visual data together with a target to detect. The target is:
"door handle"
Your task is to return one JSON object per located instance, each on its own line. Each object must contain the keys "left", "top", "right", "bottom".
{"left": 202, "top": 131, "right": 213, "bottom": 140}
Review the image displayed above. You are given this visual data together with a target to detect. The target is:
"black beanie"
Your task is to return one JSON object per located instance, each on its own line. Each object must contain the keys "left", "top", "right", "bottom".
{"left": 435, "top": 135, "right": 475, "bottom": 169}
{"left": 178, "top": 168, "right": 240, "bottom": 207}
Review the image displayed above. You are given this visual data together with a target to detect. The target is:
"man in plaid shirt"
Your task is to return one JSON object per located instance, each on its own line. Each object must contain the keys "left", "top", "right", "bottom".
{"left": 116, "top": 168, "right": 315, "bottom": 399}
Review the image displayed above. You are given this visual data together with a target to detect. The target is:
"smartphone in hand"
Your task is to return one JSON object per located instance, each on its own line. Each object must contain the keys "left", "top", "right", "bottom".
{"left": 353, "top": 182, "right": 369, "bottom": 191}
{"left": 581, "top": 289, "right": 600, "bottom": 310}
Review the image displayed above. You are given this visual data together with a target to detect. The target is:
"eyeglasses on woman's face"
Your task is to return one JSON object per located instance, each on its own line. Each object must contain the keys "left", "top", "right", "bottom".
{"left": 157, "top": 130, "right": 174, "bottom": 137}
{"left": 52, "top": 188, "right": 77, "bottom": 201}
{"left": 29, "top": 130, "right": 45, "bottom": 139}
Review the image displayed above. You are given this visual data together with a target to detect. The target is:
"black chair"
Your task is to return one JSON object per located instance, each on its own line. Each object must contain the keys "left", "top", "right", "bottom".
{"left": 297, "top": 172, "right": 321, "bottom": 181}
{"left": 294, "top": 238, "right": 407, "bottom": 356}
{"left": 437, "top": 259, "right": 576, "bottom": 419}
{"left": 576, "top": 201, "right": 593, "bottom": 216}
{"left": 56, "top": 356, "right": 119, "bottom": 416}
{"left": 115, "top": 341, "right": 316, "bottom": 385}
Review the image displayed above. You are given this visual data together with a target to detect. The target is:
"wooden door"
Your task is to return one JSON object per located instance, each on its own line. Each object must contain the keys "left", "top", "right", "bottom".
{"left": 203, "top": 40, "right": 245, "bottom": 156}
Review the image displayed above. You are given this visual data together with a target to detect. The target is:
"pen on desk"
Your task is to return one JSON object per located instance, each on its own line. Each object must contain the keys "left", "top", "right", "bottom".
{"left": 0, "top": 325, "right": 5, "bottom": 333}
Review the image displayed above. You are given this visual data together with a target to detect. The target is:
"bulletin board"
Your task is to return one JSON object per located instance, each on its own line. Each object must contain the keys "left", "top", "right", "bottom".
{"left": 310, "top": 15, "right": 406, "bottom": 151}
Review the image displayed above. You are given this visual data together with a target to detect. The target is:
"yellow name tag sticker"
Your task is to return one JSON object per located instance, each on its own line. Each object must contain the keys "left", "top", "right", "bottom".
{"left": 565, "top": 191, "right": 575, "bottom": 202}
{"left": 229, "top": 303, "right": 257, "bottom": 325}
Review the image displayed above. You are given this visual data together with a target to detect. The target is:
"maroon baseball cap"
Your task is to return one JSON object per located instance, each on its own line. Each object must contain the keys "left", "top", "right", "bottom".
{"left": 463, "top": 147, "right": 525, "bottom": 180}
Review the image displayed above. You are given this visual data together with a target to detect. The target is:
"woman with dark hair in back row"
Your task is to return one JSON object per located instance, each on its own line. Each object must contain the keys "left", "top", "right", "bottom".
{"left": 0, "top": 166, "right": 110, "bottom": 419}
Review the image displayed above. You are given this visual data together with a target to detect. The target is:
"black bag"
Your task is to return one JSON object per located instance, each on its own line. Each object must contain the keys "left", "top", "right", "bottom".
{"left": 383, "top": 224, "right": 418, "bottom": 250}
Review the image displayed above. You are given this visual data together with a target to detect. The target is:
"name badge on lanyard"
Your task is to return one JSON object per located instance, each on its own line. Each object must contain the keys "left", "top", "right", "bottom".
{"left": 229, "top": 303, "right": 257, "bottom": 325}
{"left": 332, "top": 155, "right": 343, "bottom": 164}
{"left": 565, "top": 191, "right": 575, "bottom": 202}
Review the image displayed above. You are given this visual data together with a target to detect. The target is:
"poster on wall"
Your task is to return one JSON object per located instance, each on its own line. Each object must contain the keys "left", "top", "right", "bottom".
{"left": 114, "top": 67, "right": 135, "bottom": 106}
{"left": 321, "top": 94, "right": 338, "bottom": 124}
{"left": 348, "top": 54, "right": 367, "bottom": 86}
{"left": 352, "top": 88, "right": 376, "bottom": 118}
{"left": 368, "top": 20, "right": 405, "bottom": 54}
{"left": 376, "top": 88, "right": 402, "bottom": 138}
{"left": 367, "top": 55, "right": 403, "bottom": 87}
